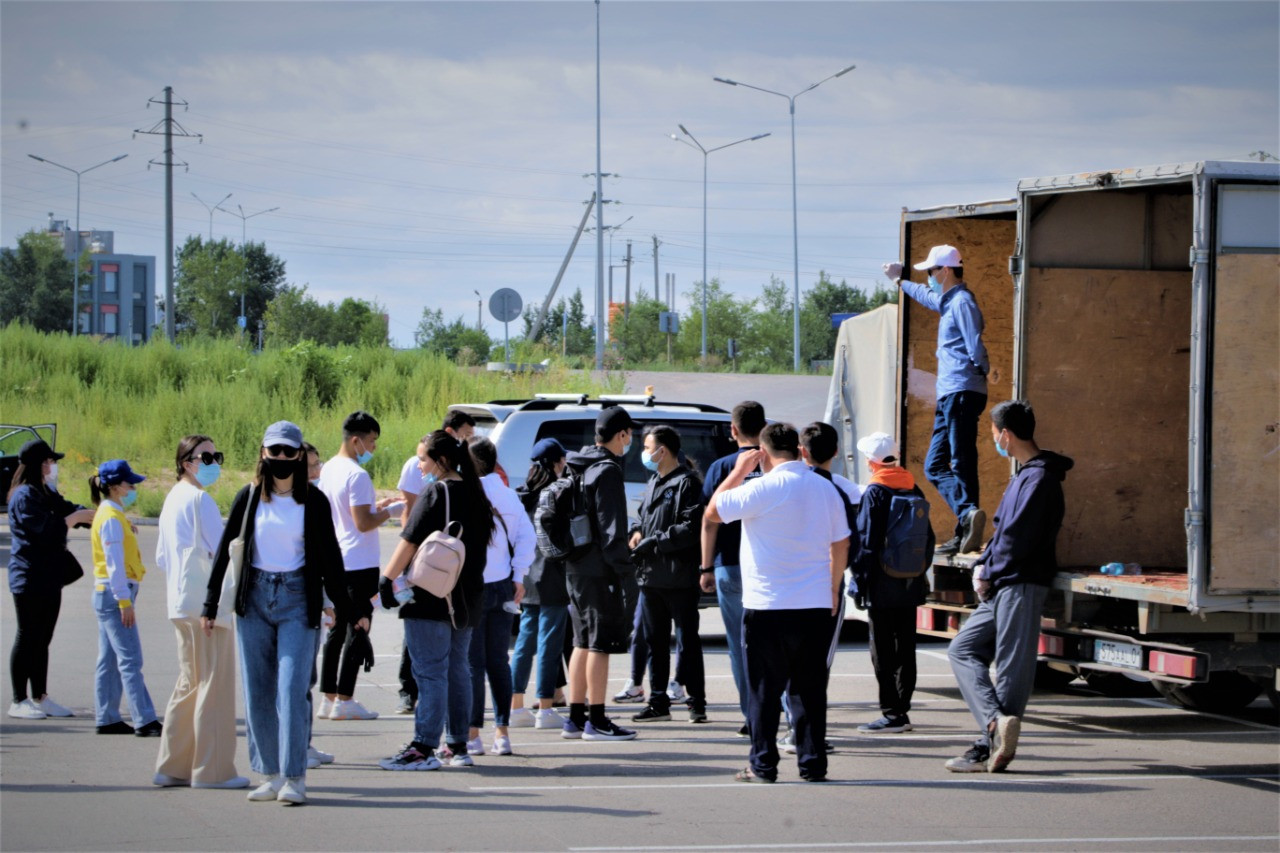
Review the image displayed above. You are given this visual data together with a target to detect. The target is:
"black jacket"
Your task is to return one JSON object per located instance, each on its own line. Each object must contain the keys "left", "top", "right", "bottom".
{"left": 203, "top": 485, "right": 372, "bottom": 629}
{"left": 850, "top": 483, "right": 931, "bottom": 609}
{"left": 564, "top": 446, "right": 633, "bottom": 580}
{"left": 516, "top": 484, "right": 569, "bottom": 608}
{"left": 631, "top": 467, "right": 703, "bottom": 590}
{"left": 974, "top": 451, "right": 1074, "bottom": 589}
{"left": 396, "top": 478, "right": 493, "bottom": 629}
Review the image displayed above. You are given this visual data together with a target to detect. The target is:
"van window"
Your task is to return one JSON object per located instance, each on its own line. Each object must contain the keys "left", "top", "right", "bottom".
{"left": 534, "top": 419, "right": 735, "bottom": 486}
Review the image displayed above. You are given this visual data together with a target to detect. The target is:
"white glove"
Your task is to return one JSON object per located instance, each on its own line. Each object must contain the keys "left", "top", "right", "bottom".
{"left": 882, "top": 262, "right": 903, "bottom": 282}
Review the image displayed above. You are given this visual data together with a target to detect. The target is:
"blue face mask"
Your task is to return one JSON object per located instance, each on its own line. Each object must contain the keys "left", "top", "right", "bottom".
{"left": 355, "top": 438, "right": 374, "bottom": 467}
{"left": 641, "top": 449, "right": 660, "bottom": 472}
{"left": 994, "top": 431, "right": 1010, "bottom": 458}
{"left": 195, "top": 462, "right": 221, "bottom": 487}
{"left": 310, "top": 478, "right": 321, "bottom": 488}
{"left": 928, "top": 274, "right": 943, "bottom": 296}
{"left": 122, "top": 489, "right": 138, "bottom": 509}
{"left": 423, "top": 472, "right": 437, "bottom": 485}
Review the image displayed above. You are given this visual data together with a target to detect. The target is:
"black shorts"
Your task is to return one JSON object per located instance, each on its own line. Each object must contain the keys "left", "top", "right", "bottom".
{"left": 567, "top": 573, "right": 632, "bottom": 654}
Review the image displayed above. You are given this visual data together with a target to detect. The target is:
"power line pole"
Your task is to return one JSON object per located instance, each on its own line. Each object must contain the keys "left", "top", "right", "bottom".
{"left": 135, "top": 86, "right": 202, "bottom": 343}
{"left": 623, "top": 240, "right": 633, "bottom": 321}
{"left": 652, "top": 235, "right": 661, "bottom": 308}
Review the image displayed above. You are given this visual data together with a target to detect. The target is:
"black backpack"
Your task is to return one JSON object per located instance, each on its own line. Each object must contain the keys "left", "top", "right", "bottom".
{"left": 533, "top": 469, "right": 594, "bottom": 560}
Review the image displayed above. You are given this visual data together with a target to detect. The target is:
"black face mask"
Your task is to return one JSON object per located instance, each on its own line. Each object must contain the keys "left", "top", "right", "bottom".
{"left": 266, "top": 458, "right": 297, "bottom": 481}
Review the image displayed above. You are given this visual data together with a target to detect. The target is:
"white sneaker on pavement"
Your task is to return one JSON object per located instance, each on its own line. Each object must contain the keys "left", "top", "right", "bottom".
{"left": 329, "top": 699, "right": 378, "bottom": 720}
{"left": 36, "top": 696, "right": 73, "bottom": 717}
{"left": 277, "top": 776, "right": 306, "bottom": 805}
{"left": 508, "top": 707, "right": 535, "bottom": 728}
{"left": 316, "top": 696, "right": 334, "bottom": 719}
{"left": 535, "top": 707, "right": 566, "bottom": 729}
{"left": 613, "top": 679, "right": 644, "bottom": 703}
{"left": 490, "top": 735, "right": 513, "bottom": 756}
{"left": 7, "top": 699, "right": 46, "bottom": 720}
{"left": 307, "top": 745, "right": 335, "bottom": 765}
{"left": 192, "top": 775, "right": 250, "bottom": 789}
{"left": 247, "top": 776, "right": 284, "bottom": 802}
{"left": 666, "top": 679, "right": 687, "bottom": 703}
{"left": 465, "top": 735, "right": 484, "bottom": 756}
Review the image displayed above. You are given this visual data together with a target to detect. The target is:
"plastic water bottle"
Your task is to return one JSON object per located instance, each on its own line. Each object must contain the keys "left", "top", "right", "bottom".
{"left": 502, "top": 599, "right": 521, "bottom": 615}
{"left": 1100, "top": 562, "right": 1142, "bottom": 576}
{"left": 393, "top": 576, "right": 415, "bottom": 605}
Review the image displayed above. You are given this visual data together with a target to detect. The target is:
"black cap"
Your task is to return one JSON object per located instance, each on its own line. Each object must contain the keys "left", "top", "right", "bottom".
{"left": 18, "top": 439, "right": 63, "bottom": 466}
{"left": 596, "top": 405, "right": 637, "bottom": 436}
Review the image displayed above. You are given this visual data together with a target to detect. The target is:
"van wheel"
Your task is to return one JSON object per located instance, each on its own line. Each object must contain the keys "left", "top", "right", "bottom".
{"left": 1033, "top": 662, "right": 1078, "bottom": 691}
{"left": 1153, "top": 672, "right": 1262, "bottom": 713}
{"left": 1079, "top": 669, "right": 1156, "bottom": 697}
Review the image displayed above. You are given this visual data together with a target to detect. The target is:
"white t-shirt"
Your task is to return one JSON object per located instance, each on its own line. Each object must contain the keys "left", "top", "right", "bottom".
{"left": 715, "top": 459, "right": 851, "bottom": 611}
{"left": 251, "top": 494, "right": 306, "bottom": 573}
{"left": 831, "top": 472, "right": 863, "bottom": 507}
{"left": 156, "top": 480, "right": 228, "bottom": 619}
{"left": 318, "top": 455, "right": 380, "bottom": 570}
{"left": 480, "top": 473, "right": 537, "bottom": 584}
{"left": 397, "top": 455, "right": 427, "bottom": 496}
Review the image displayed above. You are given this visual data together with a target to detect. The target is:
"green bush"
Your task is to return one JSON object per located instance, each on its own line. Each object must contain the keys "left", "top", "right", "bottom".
{"left": 0, "top": 325, "right": 615, "bottom": 515}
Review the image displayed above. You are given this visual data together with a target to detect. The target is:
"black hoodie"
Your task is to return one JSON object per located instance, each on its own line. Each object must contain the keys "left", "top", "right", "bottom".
{"left": 563, "top": 445, "right": 633, "bottom": 580}
{"left": 974, "top": 450, "right": 1075, "bottom": 589}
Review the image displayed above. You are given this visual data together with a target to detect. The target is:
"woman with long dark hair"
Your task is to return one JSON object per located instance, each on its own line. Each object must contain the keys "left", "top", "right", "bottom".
{"left": 377, "top": 430, "right": 495, "bottom": 771}
{"left": 508, "top": 438, "right": 572, "bottom": 731}
{"left": 6, "top": 440, "right": 94, "bottom": 720}
{"left": 201, "top": 421, "right": 372, "bottom": 805}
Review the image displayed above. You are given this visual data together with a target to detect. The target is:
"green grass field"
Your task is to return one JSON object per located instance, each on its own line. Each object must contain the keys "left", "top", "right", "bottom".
{"left": 2, "top": 325, "right": 615, "bottom": 514}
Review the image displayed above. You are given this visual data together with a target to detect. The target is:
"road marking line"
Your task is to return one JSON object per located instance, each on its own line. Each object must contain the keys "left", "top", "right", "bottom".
{"left": 566, "top": 834, "right": 1280, "bottom": 852}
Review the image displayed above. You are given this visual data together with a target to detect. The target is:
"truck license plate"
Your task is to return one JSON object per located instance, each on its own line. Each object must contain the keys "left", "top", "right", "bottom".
{"left": 1095, "top": 640, "right": 1143, "bottom": 670}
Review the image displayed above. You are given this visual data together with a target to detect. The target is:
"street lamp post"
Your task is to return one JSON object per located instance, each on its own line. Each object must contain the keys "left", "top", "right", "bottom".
{"left": 27, "top": 153, "right": 129, "bottom": 335}
{"left": 670, "top": 126, "right": 770, "bottom": 362}
{"left": 714, "top": 64, "right": 856, "bottom": 372}
{"left": 226, "top": 204, "right": 279, "bottom": 334}
{"left": 191, "top": 191, "right": 232, "bottom": 242}
{"left": 474, "top": 290, "right": 482, "bottom": 331}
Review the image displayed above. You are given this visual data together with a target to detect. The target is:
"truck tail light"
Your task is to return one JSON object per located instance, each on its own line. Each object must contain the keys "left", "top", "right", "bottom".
{"left": 1149, "top": 651, "right": 1199, "bottom": 679}
{"left": 1038, "top": 633, "right": 1065, "bottom": 657}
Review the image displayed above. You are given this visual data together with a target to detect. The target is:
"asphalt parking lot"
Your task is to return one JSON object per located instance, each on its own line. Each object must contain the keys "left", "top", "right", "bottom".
{"left": 1, "top": 523, "right": 1277, "bottom": 853}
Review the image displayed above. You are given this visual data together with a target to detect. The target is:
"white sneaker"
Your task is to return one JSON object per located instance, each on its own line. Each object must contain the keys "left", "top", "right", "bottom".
{"left": 666, "top": 679, "right": 687, "bottom": 703}
{"left": 36, "top": 696, "right": 73, "bottom": 717}
{"left": 152, "top": 773, "right": 189, "bottom": 787}
{"left": 316, "top": 696, "right": 334, "bottom": 719}
{"left": 307, "top": 745, "right": 335, "bottom": 765}
{"left": 328, "top": 699, "right": 378, "bottom": 720}
{"left": 277, "top": 776, "right": 306, "bottom": 805}
{"left": 508, "top": 707, "right": 535, "bottom": 728}
{"left": 490, "top": 735, "right": 512, "bottom": 756}
{"left": 534, "top": 707, "right": 566, "bottom": 729}
{"left": 7, "top": 699, "right": 46, "bottom": 720}
{"left": 247, "top": 776, "right": 284, "bottom": 802}
{"left": 192, "top": 775, "right": 250, "bottom": 789}
{"left": 448, "top": 752, "right": 474, "bottom": 767}
{"left": 465, "top": 735, "right": 484, "bottom": 756}
{"left": 613, "top": 679, "right": 644, "bottom": 703}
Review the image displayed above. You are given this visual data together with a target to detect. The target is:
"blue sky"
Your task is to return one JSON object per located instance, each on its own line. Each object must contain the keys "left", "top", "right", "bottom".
{"left": 3, "top": 1, "right": 1277, "bottom": 347}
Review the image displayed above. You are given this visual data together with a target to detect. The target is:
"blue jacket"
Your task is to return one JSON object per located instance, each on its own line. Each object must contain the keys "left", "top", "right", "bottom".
{"left": 7, "top": 484, "right": 81, "bottom": 595}
{"left": 974, "top": 451, "right": 1074, "bottom": 589}
{"left": 850, "top": 483, "right": 931, "bottom": 609}
{"left": 900, "top": 282, "right": 989, "bottom": 398}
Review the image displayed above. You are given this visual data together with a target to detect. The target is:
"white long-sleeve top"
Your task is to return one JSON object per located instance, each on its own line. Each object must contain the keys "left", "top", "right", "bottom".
{"left": 156, "top": 480, "right": 228, "bottom": 619}
{"left": 97, "top": 500, "right": 132, "bottom": 604}
{"left": 480, "top": 473, "right": 536, "bottom": 584}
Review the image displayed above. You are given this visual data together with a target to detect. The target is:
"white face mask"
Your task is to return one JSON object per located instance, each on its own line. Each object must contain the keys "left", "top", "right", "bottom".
{"left": 45, "top": 463, "right": 59, "bottom": 490}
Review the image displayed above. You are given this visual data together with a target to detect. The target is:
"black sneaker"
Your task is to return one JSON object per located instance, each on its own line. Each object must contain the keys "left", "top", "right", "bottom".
{"left": 583, "top": 719, "right": 638, "bottom": 741}
{"left": 945, "top": 744, "right": 990, "bottom": 773}
{"left": 935, "top": 536, "right": 961, "bottom": 556}
{"left": 960, "top": 508, "right": 987, "bottom": 553}
{"left": 736, "top": 723, "right": 750, "bottom": 738}
{"left": 135, "top": 720, "right": 163, "bottom": 737}
{"left": 857, "top": 714, "right": 913, "bottom": 733}
{"left": 688, "top": 705, "right": 709, "bottom": 724}
{"left": 631, "top": 705, "right": 671, "bottom": 723}
{"left": 97, "top": 721, "right": 134, "bottom": 735}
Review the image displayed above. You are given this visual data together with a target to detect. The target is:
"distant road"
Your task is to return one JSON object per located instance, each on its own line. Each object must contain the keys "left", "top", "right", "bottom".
{"left": 611, "top": 369, "right": 832, "bottom": 429}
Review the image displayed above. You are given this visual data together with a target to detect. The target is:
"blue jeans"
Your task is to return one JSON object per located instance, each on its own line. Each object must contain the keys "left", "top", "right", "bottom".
{"left": 511, "top": 603, "right": 569, "bottom": 700}
{"left": 469, "top": 580, "right": 515, "bottom": 729}
{"left": 948, "top": 582, "right": 1049, "bottom": 747}
{"left": 237, "top": 569, "right": 317, "bottom": 779}
{"left": 925, "top": 390, "right": 987, "bottom": 537}
{"left": 404, "top": 618, "right": 473, "bottom": 750}
{"left": 93, "top": 582, "right": 157, "bottom": 727}
{"left": 715, "top": 565, "right": 749, "bottom": 719}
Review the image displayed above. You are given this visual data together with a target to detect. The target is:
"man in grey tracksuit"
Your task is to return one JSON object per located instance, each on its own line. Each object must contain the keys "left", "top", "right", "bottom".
{"left": 946, "top": 400, "right": 1073, "bottom": 773}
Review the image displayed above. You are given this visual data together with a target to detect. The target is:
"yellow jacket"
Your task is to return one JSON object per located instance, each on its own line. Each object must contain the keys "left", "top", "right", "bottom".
{"left": 91, "top": 501, "right": 146, "bottom": 608}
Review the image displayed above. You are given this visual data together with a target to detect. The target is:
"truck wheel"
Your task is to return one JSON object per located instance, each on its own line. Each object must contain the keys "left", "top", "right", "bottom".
{"left": 1080, "top": 669, "right": 1156, "bottom": 697}
{"left": 1034, "top": 662, "right": 1078, "bottom": 691}
{"left": 1153, "top": 672, "right": 1262, "bottom": 713}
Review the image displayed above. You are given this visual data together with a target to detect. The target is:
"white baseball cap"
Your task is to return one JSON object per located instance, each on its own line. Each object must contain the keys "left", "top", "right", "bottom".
{"left": 856, "top": 431, "right": 899, "bottom": 463}
{"left": 912, "top": 244, "right": 962, "bottom": 271}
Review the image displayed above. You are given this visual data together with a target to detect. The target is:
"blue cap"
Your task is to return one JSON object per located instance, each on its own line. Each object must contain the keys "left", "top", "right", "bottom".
{"left": 263, "top": 420, "right": 303, "bottom": 449}
{"left": 530, "top": 437, "right": 567, "bottom": 462}
{"left": 98, "top": 459, "right": 146, "bottom": 486}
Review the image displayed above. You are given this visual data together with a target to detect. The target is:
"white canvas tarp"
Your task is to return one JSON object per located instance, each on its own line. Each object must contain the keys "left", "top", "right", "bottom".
{"left": 822, "top": 303, "right": 898, "bottom": 485}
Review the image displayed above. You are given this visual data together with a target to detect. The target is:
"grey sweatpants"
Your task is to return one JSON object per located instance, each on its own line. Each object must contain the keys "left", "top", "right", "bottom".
{"left": 947, "top": 582, "right": 1049, "bottom": 747}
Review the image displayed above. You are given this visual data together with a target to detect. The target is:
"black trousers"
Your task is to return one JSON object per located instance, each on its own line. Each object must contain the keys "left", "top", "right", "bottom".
{"left": 868, "top": 605, "right": 919, "bottom": 717}
{"left": 398, "top": 645, "right": 416, "bottom": 701}
{"left": 744, "top": 607, "right": 835, "bottom": 781}
{"left": 640, "top": 585, "right": 704, "bottom": 709}
{"left": 10, "top": 587, "right": 62, "bottom": 701}
{"left": 320, "top": 567, "right": 379, "bottom": 696}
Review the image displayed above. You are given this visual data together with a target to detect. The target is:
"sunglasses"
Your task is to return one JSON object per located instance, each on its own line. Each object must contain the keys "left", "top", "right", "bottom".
{"left": 265, "top": 445, "right": 301, "bottom": 459}
{"left": 187, "top": 451, "right": 224, "bottom": 466}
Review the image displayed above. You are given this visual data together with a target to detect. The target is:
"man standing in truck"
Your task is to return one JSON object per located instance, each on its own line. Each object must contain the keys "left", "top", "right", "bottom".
{"left": 884, "top": 245, "right": 989, "bottom": 555}
{"left": 945, "top": 400, "right": 1073, "bottom": 773}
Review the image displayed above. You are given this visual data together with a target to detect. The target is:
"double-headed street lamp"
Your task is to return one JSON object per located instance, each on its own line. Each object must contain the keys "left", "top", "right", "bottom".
{"left": 191, "top": 191, "right": 232, "bottom": 242}
{"left": 715, "top": 64, "right": 856, "bottom": 372}
{"left": 225, "top": 204, "right": 279, "bottom": 330}
{"left": 671, "top": 125, "right": 770, "bottom": 362}
{"left": 27, "top": 152, "right": 129, "bottom": 335}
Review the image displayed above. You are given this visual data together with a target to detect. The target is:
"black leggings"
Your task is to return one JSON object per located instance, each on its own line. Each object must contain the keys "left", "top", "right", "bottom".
{"left": 10, "top": 588, "right": 62, "bottom": 702}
